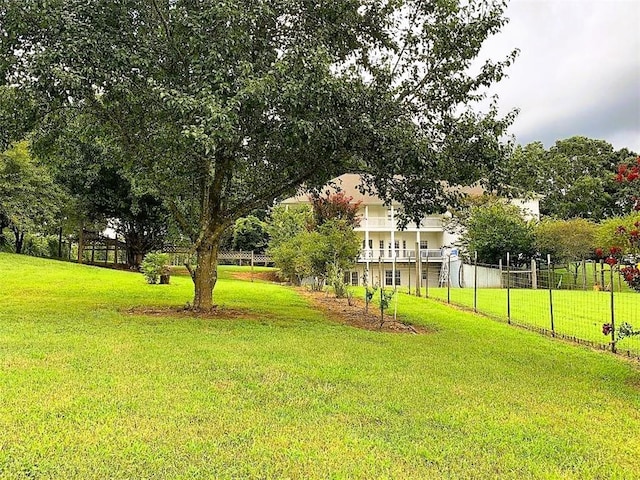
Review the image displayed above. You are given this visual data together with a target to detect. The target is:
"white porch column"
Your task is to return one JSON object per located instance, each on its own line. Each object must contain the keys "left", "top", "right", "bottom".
{"left": 364, "top": 205, "right": 370, "bottom": 284}
{"left": 390, "top": 205, "right": 396, "bottom": 288}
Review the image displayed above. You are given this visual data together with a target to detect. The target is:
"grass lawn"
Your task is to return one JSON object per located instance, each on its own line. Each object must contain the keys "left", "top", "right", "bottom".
{"left": 426, "top": 286, "right": 640, "bottom": 356}
{"left": 1, "top": 253, "right": 640, "bottom": 478}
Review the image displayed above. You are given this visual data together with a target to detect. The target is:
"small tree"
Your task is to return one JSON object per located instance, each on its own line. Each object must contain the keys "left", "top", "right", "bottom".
{"left": 140, "top": 252, "right": 171, "bottom": 284}
{"left": 535, "top": 218, "right": 597, "bottom": 284}
{"left": 459, "top": 202, "right": 535, "bottom": 265}
{"left": 595, "top": 213, "right": 640, "bottom": 256}
{"left": 309, "top": 192, "right": 362, "bottom": 229}
{"left": 266, "top": 205, "right": 313, "bottom": 251}
{"left": 268, "top": 195, "right": 360, "bottom": 293}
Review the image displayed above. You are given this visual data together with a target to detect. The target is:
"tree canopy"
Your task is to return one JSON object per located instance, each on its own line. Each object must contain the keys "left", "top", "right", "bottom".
{"left": 1, "top": 0, "right": 517, "bottom": 309}
{"left": 504, "top": 136, "right": 637, "bottom": 220}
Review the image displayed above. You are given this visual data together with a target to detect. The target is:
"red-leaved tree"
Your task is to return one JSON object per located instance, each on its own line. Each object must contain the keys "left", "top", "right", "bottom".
{"left": 309, "top": 192, "right": 362, "bottom": 229}
{"left": 598, "top": 156, "right": 640, "bottom": 342}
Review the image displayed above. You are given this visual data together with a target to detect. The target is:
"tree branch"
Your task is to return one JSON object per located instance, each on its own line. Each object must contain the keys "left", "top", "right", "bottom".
{"left": 167, "top": 200, "right": 195, "bottom": 241}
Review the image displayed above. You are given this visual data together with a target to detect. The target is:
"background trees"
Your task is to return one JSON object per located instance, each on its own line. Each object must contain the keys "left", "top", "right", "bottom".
{"left": 32, "top": 110, "right": 169, "bottom": 268}
{"left": 1, "top": 0, "right": 517, "bottom": 309}
{"left": 231, "top": 215, "right": 269, "bottom": 253}
{"left": 505, "top": 136, "right": 637, "bottom": 220}
{"left": 0, "top": 141, "right": 62, "bottom": 254}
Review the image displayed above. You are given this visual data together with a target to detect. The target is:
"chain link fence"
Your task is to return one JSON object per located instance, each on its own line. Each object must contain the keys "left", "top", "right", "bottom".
{"left": 426, "top": 254, "right": 640, "bottom": 359}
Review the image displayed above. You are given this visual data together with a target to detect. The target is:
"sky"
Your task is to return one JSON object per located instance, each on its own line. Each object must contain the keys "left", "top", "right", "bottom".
{"left": 477, "top": 0, "right": 640, "bottom": 152}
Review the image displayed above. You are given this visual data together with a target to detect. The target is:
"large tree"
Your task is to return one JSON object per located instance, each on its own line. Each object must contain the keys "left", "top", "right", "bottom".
{"left": 1, "top": 0, "right": 517, "bottom": 309}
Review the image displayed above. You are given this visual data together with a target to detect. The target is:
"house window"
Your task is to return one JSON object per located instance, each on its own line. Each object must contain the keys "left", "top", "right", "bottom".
{"left": 420, "top": 240, "right": 428, "bottom": 257}
{"left": 385, "top": 270, "right": 401, "bottom": 286}
{"left": 388, "top": 242, "right": 392, "bottom": 258}
{"left": 402, "top": 240, "right": 406, "bottom": 256}
{"left": 379, "top": 240, "right": 384, "bottom": 258}
{"left": 351, "top": 272, "right": 358, "bottom": 286}
{"left": 394, "top": 240, "right": 400, "bottom": 257}
{"left": 368, "top": 239, "right": 373, "bottom": 249}
{"left": 343, "top": 272, "right": 350, "bottom": 284}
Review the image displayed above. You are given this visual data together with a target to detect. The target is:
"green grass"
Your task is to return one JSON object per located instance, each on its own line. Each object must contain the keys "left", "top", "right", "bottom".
{"left": 1, "top": 253, "right": 640, "bottom": 478}
{"left": 426, "top": 286, "right": 640, "bottom": 356}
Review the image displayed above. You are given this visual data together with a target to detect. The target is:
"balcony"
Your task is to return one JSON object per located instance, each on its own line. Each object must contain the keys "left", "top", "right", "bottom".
{"left": 357, "top": 217, "right": 443, "bottom": 231}
{"left": 357, "top": 249, "right": 445, "bottom": 262}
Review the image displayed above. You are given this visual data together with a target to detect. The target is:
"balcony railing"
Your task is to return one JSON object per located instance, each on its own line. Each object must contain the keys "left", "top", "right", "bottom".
{"left": 357, "top": 249, "right": 445, "bottom": 262}
{"left": 358, "top": 217, "right": 443, "bottom": 230}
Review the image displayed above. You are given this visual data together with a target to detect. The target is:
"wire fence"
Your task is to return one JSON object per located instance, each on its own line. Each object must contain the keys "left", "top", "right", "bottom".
{"left": 426, "top": 254, "right": 640, "bottom": 360}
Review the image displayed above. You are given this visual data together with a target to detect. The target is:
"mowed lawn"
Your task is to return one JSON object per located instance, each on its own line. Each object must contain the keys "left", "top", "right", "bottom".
{"left": 427, "top": 286, "right": 640, "bottom": 356}
{"left": 1, "top": 254, "right": 639, "bottom": 479}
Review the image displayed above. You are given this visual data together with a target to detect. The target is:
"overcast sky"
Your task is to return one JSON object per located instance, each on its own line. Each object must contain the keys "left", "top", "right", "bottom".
{"left": 477, "top": 0, "right": 640, "bottom": 153}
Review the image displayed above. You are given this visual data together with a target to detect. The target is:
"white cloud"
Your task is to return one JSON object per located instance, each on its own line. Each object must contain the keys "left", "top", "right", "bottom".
{"left": 479, "top": 0, "right": 640, "bottom": 152}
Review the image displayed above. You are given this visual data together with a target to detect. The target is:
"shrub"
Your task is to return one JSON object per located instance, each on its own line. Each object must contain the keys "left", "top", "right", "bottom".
{"left": 140, "top": 252, "right": 170, "bottom": 284}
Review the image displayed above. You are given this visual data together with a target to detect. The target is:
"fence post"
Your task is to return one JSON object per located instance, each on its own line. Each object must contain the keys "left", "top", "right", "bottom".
{"left": 251, "top": 251, "right": 254, "bottom": 282}
{"left": 378, "top": 255, "right": 382, "bottom": 288}
{"left": 531, "top": 258, "right": 537, "bottom": 289}
{"left": 447, "top": 254, "right": 451, "bottom": 304}
{"left": 548, "top": 254, "right": 555, "bottom": 337}
{"left": 600, "top": 259, "right": 605, "bottom": 289}
{"left": 474, "top": 251, "right": 478, "bottom": 313}
{"left": 610, "top": 265, "right": 616, "bottom": 353}
{"left": 582, "top": 259, "right": 587, "bottom": 290}
{"left": 506, "top": 252, "right": 511, "bottom": 324}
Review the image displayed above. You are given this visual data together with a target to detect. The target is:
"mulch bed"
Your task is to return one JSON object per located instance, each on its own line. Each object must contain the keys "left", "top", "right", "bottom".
{"left": 125, "top": 272, "right": 428, "bottom": 334}
{"left": 295, "top": 288, "right": 429, "bottom": 334}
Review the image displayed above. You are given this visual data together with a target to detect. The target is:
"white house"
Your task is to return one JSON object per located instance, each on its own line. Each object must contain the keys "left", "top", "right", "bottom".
{"left": 282, "top": 174, "right": 539, "bottom": 289}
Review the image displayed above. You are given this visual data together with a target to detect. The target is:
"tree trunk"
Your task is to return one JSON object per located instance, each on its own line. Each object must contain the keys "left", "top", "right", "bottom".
{"left": 77, "top": 225, "right": 84, "bottom": 264}
{"left": 0, "top": 224, "right": 7, "bottom": 247}
{"left": 124, "top": 228, "right": 161, "bottom": 269}
{"left": 11, "top": 227, "right": 24, "bottom": 253}
{"left": 58, "top": 226, "right": 63, "bottom": 258}
{"left": 192, "top": 239, "right": 220, "bottom": 311}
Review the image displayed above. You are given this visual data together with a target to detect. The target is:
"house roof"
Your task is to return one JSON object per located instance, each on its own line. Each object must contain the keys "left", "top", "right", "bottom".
{"left": 281, "top": 174, "right": 386, "bottom": 205}
{"left": 280, "top": 173, "right": 490, "bottom": 206}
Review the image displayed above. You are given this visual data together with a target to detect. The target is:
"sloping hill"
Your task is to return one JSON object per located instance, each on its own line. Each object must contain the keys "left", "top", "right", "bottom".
{"left": 0, "top": 253, "right": 639, "bottom": 478}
